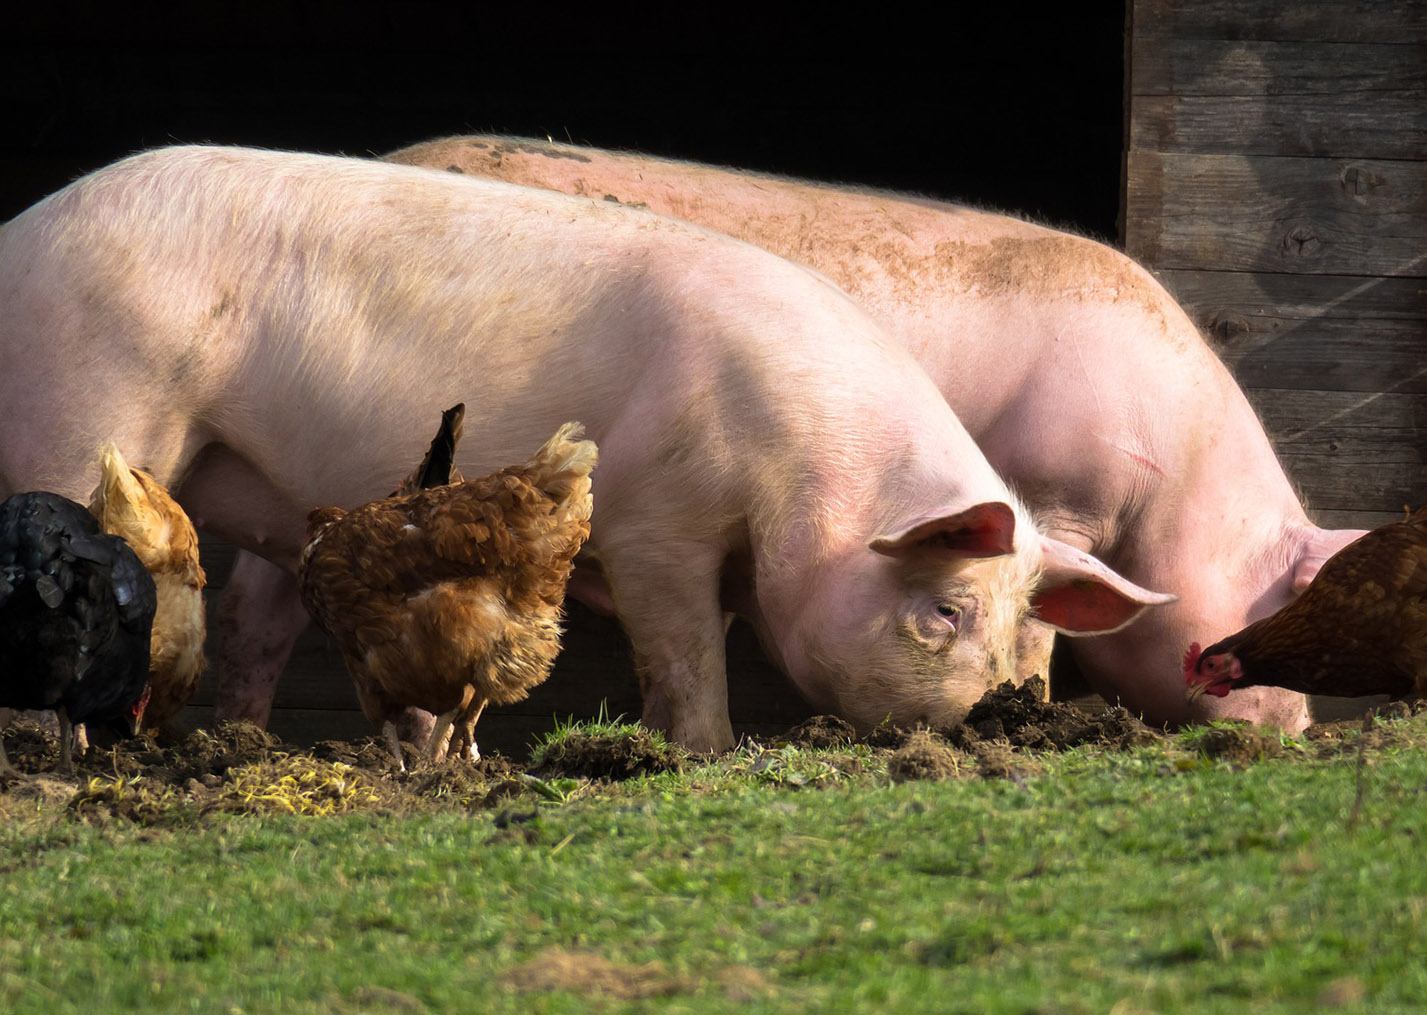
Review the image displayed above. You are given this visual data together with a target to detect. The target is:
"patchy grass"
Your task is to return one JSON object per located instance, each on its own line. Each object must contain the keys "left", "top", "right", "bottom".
{"left": 0, "top": 708, "right": 1424, "bottom": 1011}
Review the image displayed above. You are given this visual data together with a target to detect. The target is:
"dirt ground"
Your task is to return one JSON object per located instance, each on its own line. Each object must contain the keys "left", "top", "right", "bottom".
{"left": 0, "top": 678, "right": 1409, "bottom": 823}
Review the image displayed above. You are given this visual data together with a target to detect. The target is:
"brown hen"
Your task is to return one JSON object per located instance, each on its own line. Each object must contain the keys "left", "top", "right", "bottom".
{"left": 87, "top": 443, "right": 207, "bottom": 733}
{"left": 1186, "top": 505, "right": 1427, "bottom": 702}
{"left": 298, "top": 420, "right": 597, "bottom": 766}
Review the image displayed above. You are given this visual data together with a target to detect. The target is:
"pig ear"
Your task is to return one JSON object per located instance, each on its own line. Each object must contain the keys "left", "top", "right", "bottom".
{"left": 870, "top": 501, "right": 1017, "bottom": 559}
{"left": 1031, "top": 536, "right": 1177, "bottom": 635}
{"left": 1291, "top": 528, "right": 1367, "bottom": 593}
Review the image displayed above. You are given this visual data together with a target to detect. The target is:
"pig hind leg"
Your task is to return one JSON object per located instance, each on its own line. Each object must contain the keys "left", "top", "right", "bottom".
{"left": 213, "top": 552, "right": 312, "bottom": 726}
{"left": 599, "top": 535, "right": 735, "bottom": 753}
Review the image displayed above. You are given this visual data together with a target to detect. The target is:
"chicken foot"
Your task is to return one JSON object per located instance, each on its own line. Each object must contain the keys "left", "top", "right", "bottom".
{"left": 446, "top": 698, "right": 489, "bottom": 763}
{"left": 425, "top": 685, "right": 478, "bottom": 764}
{"left": 382, "top": 721, "right": 407, "bottom": 773}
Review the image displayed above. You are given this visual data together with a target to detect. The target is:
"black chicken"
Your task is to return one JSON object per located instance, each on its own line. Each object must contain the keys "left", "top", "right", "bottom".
{"left": 0, "top": 492, "right": 157, "bottom": 774}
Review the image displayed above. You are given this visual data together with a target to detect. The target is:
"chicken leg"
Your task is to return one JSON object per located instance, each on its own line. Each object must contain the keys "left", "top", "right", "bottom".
{"left": 56, "top": 707, "right": 77, "bottom": 776}
{"left": 425, "top": 685, "right": 478, "bottom": 763}
{"left": 382, "top": 721, "right": 407, "bottom": 773}
{"left": 448, "top": 698, "right": 489, "bottom": 763}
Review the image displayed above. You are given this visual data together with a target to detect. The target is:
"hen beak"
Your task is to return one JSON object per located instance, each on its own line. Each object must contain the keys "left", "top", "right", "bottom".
{"left": 1185, "top": 680, "right": 1209, "bottom": 703}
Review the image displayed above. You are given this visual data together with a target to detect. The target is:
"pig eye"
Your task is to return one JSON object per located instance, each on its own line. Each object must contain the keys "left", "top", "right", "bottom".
{"left": 935, "top": 603, "right": 961, "bottom": 624}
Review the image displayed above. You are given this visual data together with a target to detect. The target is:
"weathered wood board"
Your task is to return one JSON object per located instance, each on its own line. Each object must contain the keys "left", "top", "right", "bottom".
{"left": 1154, "top": 269, "right": 1426, "bottom": 393}
{"left": 1133, "top": 0, "right": 1427, "bottom": 44}
{"left": 1127, "top": 0, "right": 1427, "bottom": 537}
{"left": 1126, "top": 153, "right": 1425, "bottom": 277}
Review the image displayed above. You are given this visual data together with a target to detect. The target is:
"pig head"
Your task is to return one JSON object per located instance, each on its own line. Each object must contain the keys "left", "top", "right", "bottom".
{"left": 763, "top": 499, "right": 1174, "bottom": 731}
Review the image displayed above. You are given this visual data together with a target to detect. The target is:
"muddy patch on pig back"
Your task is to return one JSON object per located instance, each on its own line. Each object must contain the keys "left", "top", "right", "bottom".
{"left": 932, "top": 236, "right": 1171, "bottom": 334}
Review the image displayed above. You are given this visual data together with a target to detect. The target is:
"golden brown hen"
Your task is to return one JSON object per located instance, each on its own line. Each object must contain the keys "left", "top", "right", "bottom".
{"left": 1186, "top": 505, "right": 1427, "bottom": 702}
{"left": 87, "top": 444, "right": 207, "bottom": 733}
{"left": 298, "top": 420, "right": 597, "bottom": 766}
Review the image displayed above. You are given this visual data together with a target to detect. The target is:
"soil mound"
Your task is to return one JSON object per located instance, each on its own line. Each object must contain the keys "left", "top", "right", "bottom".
{"left": 1193, "top": 724, "right": 1286, "bottom": 766}
{"left": 533, "top": 727, "right": 684, "bottom": 781}
{"left": 779, "top": 715, "right": 858, "bottom": 749}
{"left": 949, "top": 677, "right": 1159, "bottom": 751}
{"left": 887, "top": 730, "right": 964, "bottom": 782}
{"left": 503, "top": 948, "right": 688, "bottom": 1000}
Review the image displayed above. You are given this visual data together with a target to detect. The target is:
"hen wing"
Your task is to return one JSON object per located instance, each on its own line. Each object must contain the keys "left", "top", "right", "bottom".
{"left": 1290, "top": 521, "right": 1427, "bottom": 682}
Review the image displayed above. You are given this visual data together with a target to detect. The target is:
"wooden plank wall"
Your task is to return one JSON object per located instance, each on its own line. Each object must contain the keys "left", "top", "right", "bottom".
{"left": 1124, "top": 0, "right": 1427, "bottom": 533}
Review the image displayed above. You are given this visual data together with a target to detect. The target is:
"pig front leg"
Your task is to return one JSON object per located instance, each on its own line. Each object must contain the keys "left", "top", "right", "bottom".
{"left": 213, "top": 552, "right": 311, "bottom": 726}
{"left": 601, "top": 538, "right": 736, "bottom": 753}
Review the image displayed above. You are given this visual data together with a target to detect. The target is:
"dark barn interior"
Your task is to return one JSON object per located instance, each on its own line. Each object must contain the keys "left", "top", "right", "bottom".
{"left": 4, "top": 4, "right": 1131, "bottom": 747}
{"left": 2, "top": 5, "right": 1128, "bottom": 236}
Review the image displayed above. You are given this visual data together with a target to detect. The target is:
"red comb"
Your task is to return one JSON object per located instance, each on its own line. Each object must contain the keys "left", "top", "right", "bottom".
{"left": 1182, "top": 642, "right": 1203, "bottom": 681}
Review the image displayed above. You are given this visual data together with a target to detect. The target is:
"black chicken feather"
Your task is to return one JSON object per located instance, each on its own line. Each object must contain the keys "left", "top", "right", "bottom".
{"left": 0, "top": 492, "right": 157, "bottom": 727}
{"left": 411, "top": 403, "right": 465, "bottom": 491}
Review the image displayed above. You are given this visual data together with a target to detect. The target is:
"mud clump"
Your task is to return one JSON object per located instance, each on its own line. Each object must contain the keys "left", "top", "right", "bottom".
{"left": 402, "top": 755, "right": 526, "bottom": 809}
{"left": 949, "top": 677, "right": 1159, "bottom": 751}
{"left": 1, "top": 716, "right": 545, "bottom": 820}
{"left": 862, "top": 717, "right": 914, "bottom": 750}
{"left": 964, "top": 740, "right": 1044, "bottom": 781}
{"left": 164, "top": 721, "right": 283, "bottom": 782}
{"left": 533, "top": 726, "right": 685, "bottom": 781}
{"left": 1, "top": 722, "right": 62, "bottom": 772}
{"left": 779, "top": 715, "right": 859, "bottom": 749}
{"left": 888, "top": 730, "right": 965, "bottom": 782}
{"left": 1194, "top": 725, "right": 1286, "bottom": 765}
{"left": 1370, "top": 699, "right": 1426, "bottom": 721}
{"left": 311, "top": 736, "right": 405, "bottom": 774}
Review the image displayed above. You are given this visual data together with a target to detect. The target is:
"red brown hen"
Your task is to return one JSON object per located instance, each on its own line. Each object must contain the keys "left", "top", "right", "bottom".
{"left": 299, "top": 420, "right": 596, "bottom": 765}
{"left": 1186, "top": 505, "right": 1427, "bottom": 703}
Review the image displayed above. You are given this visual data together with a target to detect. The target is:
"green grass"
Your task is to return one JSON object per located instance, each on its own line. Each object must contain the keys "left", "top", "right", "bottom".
{"left": 1, "top": 720, "right": 1424, "bottom": 1013}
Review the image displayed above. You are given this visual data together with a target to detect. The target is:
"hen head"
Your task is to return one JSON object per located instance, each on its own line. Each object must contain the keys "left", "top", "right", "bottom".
{"left": 1183, "top": 640, "right": 1244, "bottom": 701}
{"left": 88, "top": 682, "right": 153, "bottom": 743}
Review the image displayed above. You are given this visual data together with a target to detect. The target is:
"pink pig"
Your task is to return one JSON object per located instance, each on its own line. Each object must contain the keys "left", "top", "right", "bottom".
{"left": 381, "top": 135, "right": 1367, "bottom": 732}
{"left": 0, "top": 146, "right": 1167, "bottom": 751}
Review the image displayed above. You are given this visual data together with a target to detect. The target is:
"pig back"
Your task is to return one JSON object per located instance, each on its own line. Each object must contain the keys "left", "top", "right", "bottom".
{"left": 0, "top": 145, "right": 988, "bottom": 544}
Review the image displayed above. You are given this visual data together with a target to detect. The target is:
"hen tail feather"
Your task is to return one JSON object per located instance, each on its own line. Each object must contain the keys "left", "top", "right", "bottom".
{"left": 523, "top": 423, "right": 598, "bottom": 516}
{"left": 395, "top": 403, "right": 466, "bottom": 495}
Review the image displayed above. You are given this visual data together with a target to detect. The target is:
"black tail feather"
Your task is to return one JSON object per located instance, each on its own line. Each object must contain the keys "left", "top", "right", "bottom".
{"left": 413, "top": 403, "right": 465, "bottom": 490}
